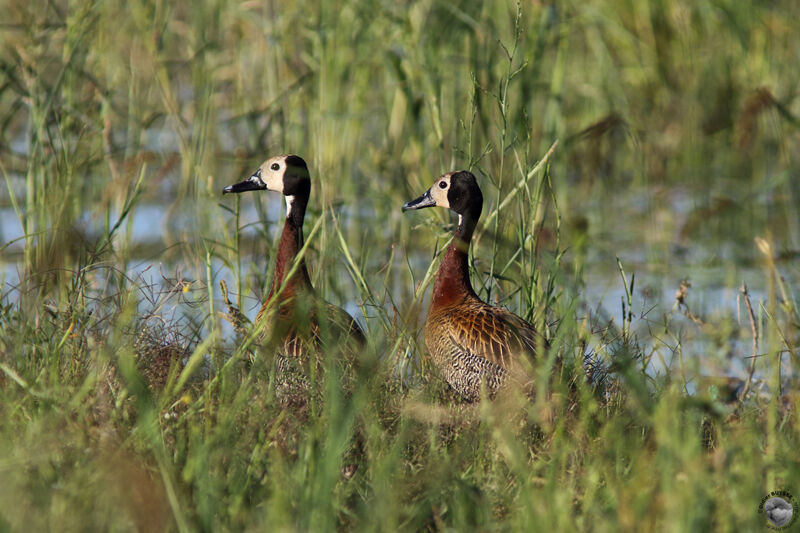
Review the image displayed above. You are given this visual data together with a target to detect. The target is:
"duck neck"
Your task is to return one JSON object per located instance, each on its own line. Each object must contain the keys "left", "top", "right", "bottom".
{"left": 431, "top": 212, "right": 479, "bottom": 309}
{"left": 268, "top": 193, "right": 312, "bottom": 299}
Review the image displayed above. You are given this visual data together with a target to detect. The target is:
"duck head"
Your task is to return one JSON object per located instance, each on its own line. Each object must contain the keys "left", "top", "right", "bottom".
{"left": 402, "top": 170, "right": 483, "bottom": 221}
{"left": 223, "top": 154, "right": 310, "bottom": 199}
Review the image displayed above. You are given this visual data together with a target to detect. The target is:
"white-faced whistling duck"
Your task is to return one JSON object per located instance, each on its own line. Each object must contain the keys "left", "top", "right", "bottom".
{"left": 403, "top": 170, "right": 543, "bottom": 402}
{"left": 223, "top": 154, "right": 364, "bottom": 407}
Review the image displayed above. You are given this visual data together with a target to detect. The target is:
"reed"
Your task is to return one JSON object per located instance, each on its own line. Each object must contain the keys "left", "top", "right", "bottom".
{"left": 0, "top": 0, "right": 798, "bottom": 530}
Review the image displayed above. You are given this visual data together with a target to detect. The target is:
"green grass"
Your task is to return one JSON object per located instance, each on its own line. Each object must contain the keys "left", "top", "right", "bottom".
{"left": 1, "top": 0, "right": 799, "bottom": 530}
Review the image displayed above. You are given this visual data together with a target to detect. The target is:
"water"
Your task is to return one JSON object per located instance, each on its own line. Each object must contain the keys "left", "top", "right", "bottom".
{"left": 1, "top": 180, "right": 797, "bottom": 388}
{"left": 0, "top": 205, "right": 24, "bottom": 253}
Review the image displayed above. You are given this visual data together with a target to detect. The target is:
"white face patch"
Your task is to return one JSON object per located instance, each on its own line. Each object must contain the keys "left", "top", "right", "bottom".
{"left": 258, "top": 154, "right": 311, "bottom": 196}
{"left": 430, "top": 173, "right": 452, "bottom": 208}
{"left": 260, "top": 156, "right": 287, "bottom": 193}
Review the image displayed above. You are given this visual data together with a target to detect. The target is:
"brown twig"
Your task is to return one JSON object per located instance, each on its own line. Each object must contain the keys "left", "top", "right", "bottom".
{"left": 736, "top": 283, "right": 759, "bottom": 409}
{"left": 219, "top": 279, "right": 251, "bottom": 336}
{"left": 674, "top": 280, "right": 705, "bottom": 326}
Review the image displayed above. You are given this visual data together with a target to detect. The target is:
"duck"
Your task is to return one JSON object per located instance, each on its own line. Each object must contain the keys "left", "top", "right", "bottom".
{"left": 223, "top": 154, "right": 364, "bottom": 407}
{"left": 402, "top": 170, "right": 544, "bottom": 402}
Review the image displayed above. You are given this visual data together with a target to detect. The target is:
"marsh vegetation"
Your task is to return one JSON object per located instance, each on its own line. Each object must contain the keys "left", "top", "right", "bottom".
{"left": 1, "top": 1, "right": 798, "bottom": 530}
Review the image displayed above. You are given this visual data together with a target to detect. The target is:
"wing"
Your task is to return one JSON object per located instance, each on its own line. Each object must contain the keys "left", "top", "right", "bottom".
{"left": 490, "top": 306, "right": 546, "bottom": 356}
{"left": 323, "top": 303, "right": 366, "bottom": 346}
{"left": 432, "top": 302, "right": 539, "bottom": 370}
{"left": 255, "top": 294, "right": 364, "bottom": 350}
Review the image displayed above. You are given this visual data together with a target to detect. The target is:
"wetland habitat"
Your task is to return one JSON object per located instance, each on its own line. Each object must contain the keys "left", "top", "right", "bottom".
{"left": 1, "top": 1, "right": 799, "bottom": 530}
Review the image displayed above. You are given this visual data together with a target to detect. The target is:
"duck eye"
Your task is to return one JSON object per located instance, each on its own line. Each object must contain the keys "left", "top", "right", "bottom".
{"left": 438, "top": 181, "right": 447, "bottom": 189}
{"left": 270, "top": 163, "right": 280, "bottom": 171}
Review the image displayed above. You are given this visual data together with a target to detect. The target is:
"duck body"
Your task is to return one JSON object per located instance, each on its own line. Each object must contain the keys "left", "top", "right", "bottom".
{"left": 404, "top": 171, "right": 541, "bottom": 401}
{"left": 224, "top": 155, "right": 364, "bottom": 407}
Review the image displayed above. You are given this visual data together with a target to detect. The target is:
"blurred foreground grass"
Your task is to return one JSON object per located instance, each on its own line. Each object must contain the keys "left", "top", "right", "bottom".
{"left": 0, "top": 0, "right": 799, "bottom": 530}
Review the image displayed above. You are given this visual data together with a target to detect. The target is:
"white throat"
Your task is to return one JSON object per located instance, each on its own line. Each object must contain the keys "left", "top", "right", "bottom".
{"left": 285, "top": 195, "right": 295, "bottom": 216}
